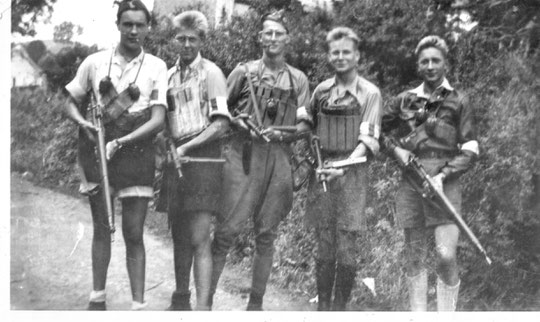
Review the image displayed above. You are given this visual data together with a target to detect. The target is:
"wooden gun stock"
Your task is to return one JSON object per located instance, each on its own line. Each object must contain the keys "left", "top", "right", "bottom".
{"left": 89, "top": 93, "right": 115, "bottom": 242}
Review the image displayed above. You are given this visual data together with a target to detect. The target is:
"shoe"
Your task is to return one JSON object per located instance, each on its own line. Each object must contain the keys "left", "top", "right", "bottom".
{"left": 246, "top": 293, "right": 263, "bottom": 311}
{"left": 87, "top": 301, "right": 106, "bottom": 310}
{"left": 332, "top": 264, "right": 356, "bottom": 311}
{"left": 167, "top": 291, "right": 192, "bottom": 311}
{"left": 132, "top": 301, "right": 148, "bottom": 310}
{"left": 316, "top": 260, "right": 335, "bottom": 311}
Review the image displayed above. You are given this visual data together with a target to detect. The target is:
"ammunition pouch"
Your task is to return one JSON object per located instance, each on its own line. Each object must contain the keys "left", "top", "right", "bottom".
{"left": 252, "top": 83, "right": 297, "bottom": 127}
{"left": 166, "top": 85, "right": 209, "bottom": 140}
{"left": 102, "top": 88, "right": 136, "bottom": 124}
{"left": 317, "top": 104, "right": 362, "bottom": 153}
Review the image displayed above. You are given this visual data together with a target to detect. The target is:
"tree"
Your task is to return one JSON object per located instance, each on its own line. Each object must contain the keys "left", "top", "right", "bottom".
{"left": 53, "top": 21, "right": 83, "bottom": 43}
{"left": 25, "top": 39, "right": 46, "bottom": 63}
{"left": 11, "top": 0, "right": 57, "bottom": 36}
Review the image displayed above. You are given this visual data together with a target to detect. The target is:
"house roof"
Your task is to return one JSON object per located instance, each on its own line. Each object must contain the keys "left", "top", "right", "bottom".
{"left": 11, "top": 44, "right": 44, "bottom": 74}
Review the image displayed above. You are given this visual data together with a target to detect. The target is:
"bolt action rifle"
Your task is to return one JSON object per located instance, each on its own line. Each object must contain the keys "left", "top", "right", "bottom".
{"left": 386, "top": 137, "right": 492, "bottom": 265}
{"left": 89, "top": 92, "right": 116, "bottom": 241}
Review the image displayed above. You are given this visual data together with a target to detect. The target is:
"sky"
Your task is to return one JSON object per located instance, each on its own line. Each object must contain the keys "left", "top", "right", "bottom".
{"left": 12, "top": 0, "right": 154, "bottom": 48}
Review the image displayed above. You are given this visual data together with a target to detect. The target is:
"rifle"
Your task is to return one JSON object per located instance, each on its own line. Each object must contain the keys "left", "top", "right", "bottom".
{"left": 311, "top": 136, "right": 328, "bottom": 192}
{"left": 389, "top": 144, "right": 492, "bottom": 265}
{"left": 89, "top": 92, "right": 116, "bottom": 241}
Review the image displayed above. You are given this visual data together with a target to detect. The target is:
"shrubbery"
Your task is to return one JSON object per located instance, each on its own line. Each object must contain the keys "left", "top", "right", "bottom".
{"left": 11, "top": 0, "right": 539, "bottom": 310}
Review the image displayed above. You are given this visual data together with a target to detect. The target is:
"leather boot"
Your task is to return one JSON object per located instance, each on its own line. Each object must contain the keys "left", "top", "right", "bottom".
{"left": 332, "top": 264, "right": 356, "bottom": 311}
{"left": 437, "top": 277, "right": 460, "bottom": 311}
{"left": 407, "top": 269, "right": 427, "bottom": 311}
{"left": 316, "top": 260, "right": 335, "bottom": 311}
{"left": 167, "top": 290, "right": 191, "bottom": 311}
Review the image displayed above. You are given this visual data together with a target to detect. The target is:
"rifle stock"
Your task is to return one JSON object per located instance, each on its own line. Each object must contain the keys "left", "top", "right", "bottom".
{"left": 89, "top": 93, "right": 115, "bottom": 241}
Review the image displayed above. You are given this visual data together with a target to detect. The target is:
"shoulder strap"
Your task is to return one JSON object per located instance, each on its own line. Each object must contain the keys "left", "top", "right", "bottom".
{"left": 243, "top": 63, "right": 264, "bottom": 126}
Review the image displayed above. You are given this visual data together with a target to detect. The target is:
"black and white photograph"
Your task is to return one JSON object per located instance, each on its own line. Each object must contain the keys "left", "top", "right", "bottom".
{"left": 6, "top": 0, "right": 540, "bottom": 319}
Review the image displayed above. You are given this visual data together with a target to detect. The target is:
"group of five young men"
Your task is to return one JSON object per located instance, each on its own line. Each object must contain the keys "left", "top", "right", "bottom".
{"left": 64, "top": 0, "right": 478, "bottom": 312}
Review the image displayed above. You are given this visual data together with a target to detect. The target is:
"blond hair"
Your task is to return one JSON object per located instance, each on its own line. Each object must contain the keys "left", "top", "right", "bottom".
{"left": 326, "top": 27, "right": 360, "bottom": 50}
{"left": 415, "top": 35, "right": 449, "bottom": 58}
{"left": 172, "top": 10, "right": 209, "bottom": 39}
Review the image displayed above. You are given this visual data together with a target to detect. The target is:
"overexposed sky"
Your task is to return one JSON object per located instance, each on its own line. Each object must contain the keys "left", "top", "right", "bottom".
{"left": 13, "top": 0, "right": 154, "bottom": 48}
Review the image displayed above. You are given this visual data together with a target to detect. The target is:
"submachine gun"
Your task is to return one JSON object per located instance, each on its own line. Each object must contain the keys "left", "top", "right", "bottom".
{"left": 310, "top": 135, "right": 366, "bottom": 193}
{"left": 387, "top": 139, "right": 492, "bottom": 265}
{"left": 89, "top": 92, "right": 116, "bottom": 241}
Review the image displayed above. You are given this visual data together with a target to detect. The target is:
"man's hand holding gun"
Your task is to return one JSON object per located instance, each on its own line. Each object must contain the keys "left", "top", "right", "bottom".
{"left": 311, "top": 136, "right": 367, "bottom": 191}
{"left": 384, "top": 137, "right": 492, "bottom": 265}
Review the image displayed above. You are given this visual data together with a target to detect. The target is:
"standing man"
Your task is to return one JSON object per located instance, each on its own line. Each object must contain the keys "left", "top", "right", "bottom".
{"left": 305, "top": 27, "right": 382, "bottom": 311}
{"left": 209, "top": 11, "right": 311, "bottom": 310}
{"left": 162, "top": 11, "right": 231, "bottom": 311}
{"left": 63, "top": 0, "right": 167, "bottom": 310}
{"left": 381, "top": 35, "right": 478, "bottom": 311}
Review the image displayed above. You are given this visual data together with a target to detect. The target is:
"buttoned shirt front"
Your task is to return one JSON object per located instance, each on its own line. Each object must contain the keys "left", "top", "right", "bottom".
{"left": 66, "top": 47, "right": 168, "bottom": 113}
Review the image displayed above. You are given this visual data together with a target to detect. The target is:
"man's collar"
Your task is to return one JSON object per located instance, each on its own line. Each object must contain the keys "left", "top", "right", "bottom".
{"left": 112, "top": 46, "right": 145, "bottom": 65}
{"left": 408, "top": 78, "right": 454, "bottom": 99}
{"left": 176, "top": 53, "right": 202, "bottom": 71}
{"left": 330, "top": 74, "right": 360, "bottom": 90}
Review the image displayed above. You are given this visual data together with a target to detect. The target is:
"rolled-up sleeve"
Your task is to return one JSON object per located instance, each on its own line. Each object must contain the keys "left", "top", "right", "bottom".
{"left": 65, "top": 56, "right": 93, "bottom": 103}
{"left": 207, "top": 64, "right": 231, "bottom": 120}
{"left": 358, "top": 89, "right": 383, "bottom": 155}
{"left": 149, "top": 60, "right": 168, "bottom": 108}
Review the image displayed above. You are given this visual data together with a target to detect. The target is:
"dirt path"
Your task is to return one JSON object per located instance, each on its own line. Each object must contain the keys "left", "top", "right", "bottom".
{"left": 10, "top": 173, "right": 314, "bottom": 311}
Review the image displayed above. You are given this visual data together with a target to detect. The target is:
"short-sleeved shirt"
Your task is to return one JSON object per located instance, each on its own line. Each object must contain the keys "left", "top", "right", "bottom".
{"left": 66, "top": 48, "right": 167, "bottom": 113}
{"left": 167, "top": 53, "right": 231, "bottom": 124}
{"left": 226, "top": 59, "right": 311, "bottom": 124}
{"left": 308, "top": 75, "right": 383, "bottom": 155}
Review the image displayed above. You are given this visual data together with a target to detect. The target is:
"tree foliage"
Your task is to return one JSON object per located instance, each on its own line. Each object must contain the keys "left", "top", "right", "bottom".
{"left": 53, "top": 21, "right": 83, "bottom": 43}
{"left": 11, "top": 0, "right": 57, "bottom": 36}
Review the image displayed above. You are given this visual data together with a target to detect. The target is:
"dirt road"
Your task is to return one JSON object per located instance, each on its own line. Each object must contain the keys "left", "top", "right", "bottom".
{"left": 10, "top": 173, "right": 313, "bottom": 311}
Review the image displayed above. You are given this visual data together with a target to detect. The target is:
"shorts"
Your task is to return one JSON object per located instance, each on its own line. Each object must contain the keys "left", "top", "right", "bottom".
{"left": 164, "top": 140, "right": 224, "bottom": 215}
{"left": 305, "top": 162, "right": 368, "bottom": 231}
{"left": 395, "top": 158, "right": 462, "bottom": 228}
{"left": 78, "top": 109, "right": 155, "bottom": 199}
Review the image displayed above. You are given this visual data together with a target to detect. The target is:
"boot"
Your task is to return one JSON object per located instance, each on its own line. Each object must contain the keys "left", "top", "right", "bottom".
{"left": 437, "top": 277, "right": 460, "bottom": 311}
{"left": 316, "top": 260, "right": 335, "bottom": 311}
{"left": 407, "top": 269, "right": 427, "bottom": 311}
{"left": 167, "top": 290, "right": 191, "bottom": 311}
{"left": 246, "top": 293, "right": 263, "bottom": 311}
{"left": 332, "top": 264, "right": 356, "bottom": 311}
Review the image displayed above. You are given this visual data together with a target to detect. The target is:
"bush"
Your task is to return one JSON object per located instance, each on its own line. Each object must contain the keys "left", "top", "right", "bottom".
{"left": 11, "top": 88, "right": 79, "bottom": 190}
